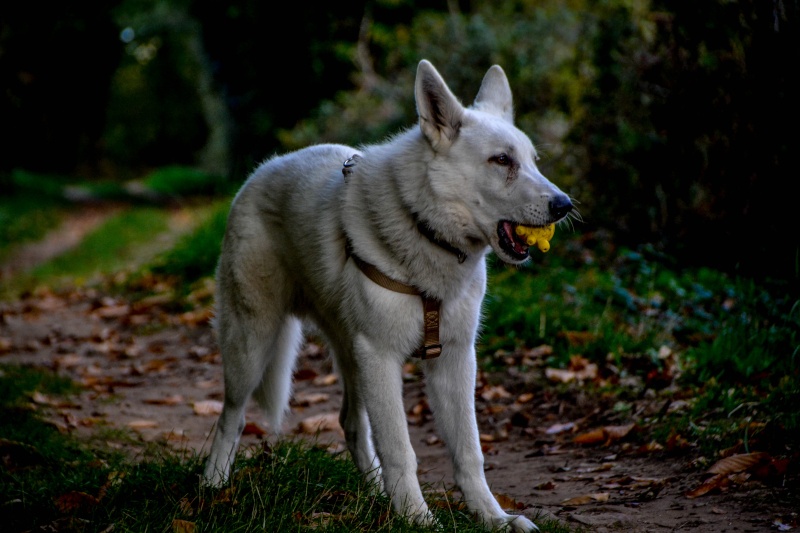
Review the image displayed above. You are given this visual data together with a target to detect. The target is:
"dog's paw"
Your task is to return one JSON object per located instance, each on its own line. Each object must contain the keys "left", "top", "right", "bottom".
{"left": 489, "top": 513, "right": 539, "bottom": 533}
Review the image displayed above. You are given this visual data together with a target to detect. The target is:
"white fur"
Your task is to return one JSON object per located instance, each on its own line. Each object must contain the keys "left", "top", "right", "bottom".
{"left": 203, "top": 60, "right": 573, "bottom": 532}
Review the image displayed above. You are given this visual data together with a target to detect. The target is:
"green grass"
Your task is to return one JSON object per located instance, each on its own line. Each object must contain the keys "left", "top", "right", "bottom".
{"left": 148, "top": 198, "right": 231, "bottom": 284}
{"left": 0, "top": 364, "right": 568, "bottom": 533}
{"left": 22, "top": 207, "right": 171, "bottom": 286}
{"left": 0, "top": 171, "right": 69, "bottom": 260}
{"left": 481, "top": 237, "right": 800, "bottom": 455}
{"left": 143, "top": 165, "right": 232, "bottom": 198}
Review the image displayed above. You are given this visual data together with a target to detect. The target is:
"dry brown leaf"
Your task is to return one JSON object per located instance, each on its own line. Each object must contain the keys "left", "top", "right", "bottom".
{"left": 635, "top": 441, "right": 665, "bottom": 453}
{"left": 172, "top": 519, "right": 196, "bottom": 533}
{"left": 313, "top": 373, "right": 338, "bottom": 386}
{"left": 494, "top": 493, "right": 524, "bottom": 510}
{"left": 521, "top": 345, "right": 553, "bottom": 358}
{"left": 533, "top": 481, "right": 557, "bottom": 490}
{"left": 297, "top": 413, "right": 341, "bottom": 434}
{"left": 293, "top": 392, "right": 330, "bottom": 406}
{"left": 561, "top": 492, "right": 610, "bottom": 506}
{"left": 243, "top": 422, "right": 267, "bottom": 436}
{"left": 193, "top": 400, "right": 223, "bottom": 416}
{"left": 55, "top": 491, "right": 99, "bottom": 513}
{"left": 127, "top": 419, "right": 159, "bottom": 429}
{"left": 143, "top": 394, "right": 184, "bottom": 405}
{"left": 685, "top": 473, "right": 729, "bottom": 498}
{"left": 573, "top": 427, "right": 606, "bottom": 445}
{"left": 577, "top": 462, "right": 615, "bottom": 473}
{"left": 604, "top": 424, "right": 635, "bottom": 441}
{"left": 0, "top": 337, "right": 12, "bottom": 354}
{"left": 516, "top": 392, "right": 534, "bottom": 404}
{"left": 481, "top": 385, "right": 512, "bottom": 401}
{"left": 707, "top": 452, "right": 770, "bottom": 475}
{"left": 545, "top": 368, "right": 576, "bottom": 383}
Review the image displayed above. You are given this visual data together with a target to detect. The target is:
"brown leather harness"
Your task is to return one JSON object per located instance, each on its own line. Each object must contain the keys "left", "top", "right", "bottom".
{"left": 342, "top": 155, "right": 467, "bottom": 360}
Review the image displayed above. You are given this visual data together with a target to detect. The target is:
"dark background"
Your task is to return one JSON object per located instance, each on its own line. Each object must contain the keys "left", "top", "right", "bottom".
{"left": 2, "top": 0, "right": 798, "bottom": 285}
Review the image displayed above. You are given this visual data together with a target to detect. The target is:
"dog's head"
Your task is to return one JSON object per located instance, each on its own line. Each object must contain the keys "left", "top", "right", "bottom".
{"left": 415, "top": 60, "right": 574, "bottom": 265}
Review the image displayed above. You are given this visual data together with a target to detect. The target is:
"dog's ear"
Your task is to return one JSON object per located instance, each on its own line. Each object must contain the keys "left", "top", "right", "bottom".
{"left": 415, "top": 60, "right": 465, "bottom": 151}
{"left": 472, "top": 65, "right": 514, "bottom": 123}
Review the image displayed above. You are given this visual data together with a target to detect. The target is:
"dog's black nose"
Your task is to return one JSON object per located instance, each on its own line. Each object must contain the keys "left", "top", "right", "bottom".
{"left": 549, "top": 194, "right": 573, "bottom": 220}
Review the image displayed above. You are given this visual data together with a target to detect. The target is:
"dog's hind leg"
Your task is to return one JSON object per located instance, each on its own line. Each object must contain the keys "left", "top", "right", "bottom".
{"left": 203, "top": 316, "right": 302, "bottom": 486}
{"left": 336, "top": 351, "right": 383, "bottom": 491}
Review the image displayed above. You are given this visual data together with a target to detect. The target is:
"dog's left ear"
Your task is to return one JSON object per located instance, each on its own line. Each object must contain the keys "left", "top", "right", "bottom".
{"left": 472, "top": 65, "right": 514, "bottom": 123}
{"left": 415, "top": 60, "right": 465, "bottom": 151}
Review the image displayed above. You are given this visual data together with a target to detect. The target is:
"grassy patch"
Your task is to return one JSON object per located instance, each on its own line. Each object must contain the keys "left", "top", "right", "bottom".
{"left": 0, "top": 171, "right": 69, "bottom": 260}
{"left": 20, "top": 207, "right": 170, "bottom": 286}
{"left": 0, "top": 365, "right": 565, "bottom": 533}
{"left": 480, "top": 233, "right": 800, "bottom": 455}
{"left": 143, "top": 165, "right": 232, "bottom": 198}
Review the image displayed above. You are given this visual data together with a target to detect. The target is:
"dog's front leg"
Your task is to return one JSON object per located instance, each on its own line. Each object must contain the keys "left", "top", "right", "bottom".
{"left": 424, "top": 345, "right": 539, "bottom": 532}
{"left": 356, "top": 337, "right": 434, "bottom": 526}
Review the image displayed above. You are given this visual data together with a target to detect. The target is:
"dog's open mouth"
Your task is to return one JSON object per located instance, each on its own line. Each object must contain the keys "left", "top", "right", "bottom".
{"left": 497, "top": 220, "right": 533, "bottom": 260}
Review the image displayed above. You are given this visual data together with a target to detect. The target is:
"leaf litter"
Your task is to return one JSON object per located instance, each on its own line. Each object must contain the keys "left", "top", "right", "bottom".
{"left": 0, "top": 285, "right": 798, "bottom": 532}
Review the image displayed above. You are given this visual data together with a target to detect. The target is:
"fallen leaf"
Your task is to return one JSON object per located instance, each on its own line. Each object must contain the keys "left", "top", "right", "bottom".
{"left": 604, "top": 423, "right": 635, "bottom": 442}
{"left": 545, "top": 367, "right": 577, "bottom": 383}
{"left": 292, "top": 392, "right": 330, "bottom": 406}
{"left": 55, "top": 491, "right": 99, "bottom": 513}
{"left": 685, "top": 473, "right": 729, "bottom": 498}
{"left": 143, "top": 394, "right": 184, "bottom": 405}
{"left": 576, "top": 462, "right": 615, "bottom": 473}
{"left": 533, "top": 481, "right": 557, "bottom": 490}
{"left": 707, "top": 452, "right": 770, "bottom": 475}
{"left": 561, "top": 492, "right": 610, "bottom": 506}
{"left": 297, "top": 413, "right": 341, "bottom": 434}
{"left": 172, "top": 519, "right": 196, "bottom": 533}
{"left": 481, "top": 385, "right": 512, "bottom": 401}
{"left": 243, "top": 422, "right": 267, "bottom": 436}
{"left": 516, "top": 392, "right": 534, "bottom": 404}
{"left": 573, "top": 427, "right": 606, "bottom": 445}
{"left": 313, "top": 373, "right": 338, "bottom": 386}
{"left": 193, "top": 400, "right": 223, "bottom": 416}
{"left": 494, "top": 493, "right": 524, "bottom": 510}
{"left": 0, "top": 337, "right": 12, "bottom": 354}
{"left": 127, "top": 419, "right": 159, "bottom": 429}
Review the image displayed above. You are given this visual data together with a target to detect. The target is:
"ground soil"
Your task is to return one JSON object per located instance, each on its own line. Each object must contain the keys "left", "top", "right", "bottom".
{"left": 1, "top": 289, "right": 796, "bottom": 533}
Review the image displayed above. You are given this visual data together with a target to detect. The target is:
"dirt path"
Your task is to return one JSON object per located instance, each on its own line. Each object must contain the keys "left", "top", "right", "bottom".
{"left": 0, "top": 206, "right": 120, "bottom": 282}
{"left": 0, "top": 290, "right": 796, "bottom": 532}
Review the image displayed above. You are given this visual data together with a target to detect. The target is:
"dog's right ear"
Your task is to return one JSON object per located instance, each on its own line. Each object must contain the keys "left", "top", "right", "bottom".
{"left": 415, "top": 60, "right": 465, "bottom": 151}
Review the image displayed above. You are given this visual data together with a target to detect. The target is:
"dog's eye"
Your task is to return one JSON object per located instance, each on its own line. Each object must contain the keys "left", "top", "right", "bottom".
{"left": 490, "top": 154, "right": 511, "bottom": 166}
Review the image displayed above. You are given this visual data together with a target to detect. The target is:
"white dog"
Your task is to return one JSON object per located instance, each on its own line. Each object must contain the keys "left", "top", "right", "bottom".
{"left": 203, "top": 59, "right": 573, "bottom": 532}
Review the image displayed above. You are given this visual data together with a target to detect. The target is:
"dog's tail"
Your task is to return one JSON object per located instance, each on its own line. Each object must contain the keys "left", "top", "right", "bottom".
{"left": 250, "top": 317, "right": 304, "bottom": 432}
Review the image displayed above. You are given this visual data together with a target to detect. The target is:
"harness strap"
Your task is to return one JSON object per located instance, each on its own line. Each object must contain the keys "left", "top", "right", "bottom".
{"left": 348, "top": 245, "right": 442, "bottom": 359}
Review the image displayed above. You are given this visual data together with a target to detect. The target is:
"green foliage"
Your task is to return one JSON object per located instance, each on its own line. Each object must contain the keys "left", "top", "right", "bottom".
{"left": 149, "top": 199, "right": 230, "bottom": 283}
{"left": 143, "top": 165, "right": 231, "bottom": 197}
{"left": 0, "top": 171, "right": 68, "bottom": 255}
{"left": 26, "top": 208, "right": 170, "bottom": 287}
{"left": 480, "top": 231, "right": 799, "bottom": 451}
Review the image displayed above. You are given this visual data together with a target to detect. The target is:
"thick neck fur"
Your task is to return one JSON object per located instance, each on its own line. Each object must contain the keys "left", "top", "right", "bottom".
{"left": 341, "top": 127, "right": 488, "bottom": 302}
